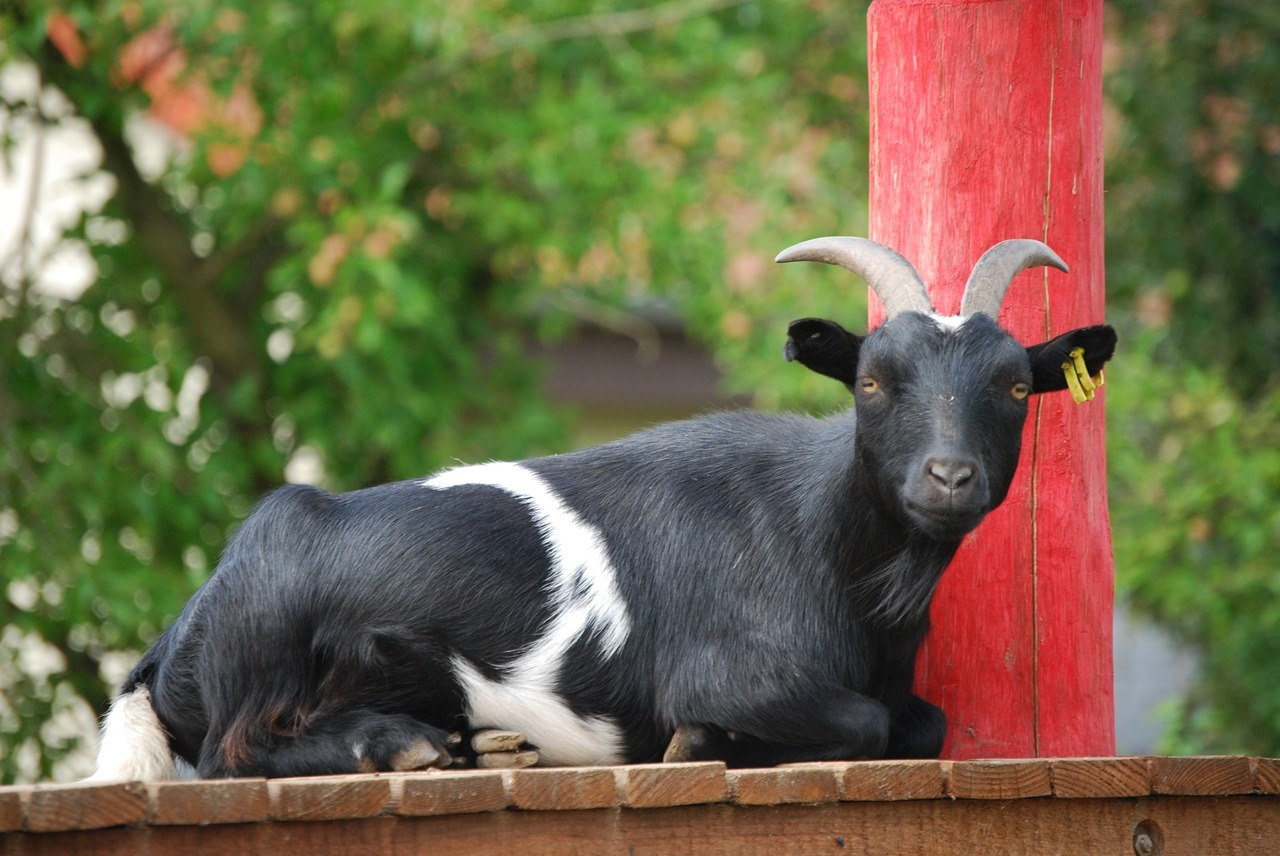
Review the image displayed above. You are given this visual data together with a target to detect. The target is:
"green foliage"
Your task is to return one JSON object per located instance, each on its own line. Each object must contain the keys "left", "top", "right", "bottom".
{"left": 1105, "top": 0, "right": 1280, "bottom": 754}
{"left": 0, "top": 0, "right": 872, "bottom": 781}
{"left": 1107, "top": 323, "right": 1280, "bottom": 754}
{"left": 1106, "top": 0, "right": 1280, "bottom": 398}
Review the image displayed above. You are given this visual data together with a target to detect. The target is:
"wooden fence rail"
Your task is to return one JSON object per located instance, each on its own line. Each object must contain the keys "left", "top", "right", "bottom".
{"left": 3, "top": 757, "right": 1278, "bottom": 854}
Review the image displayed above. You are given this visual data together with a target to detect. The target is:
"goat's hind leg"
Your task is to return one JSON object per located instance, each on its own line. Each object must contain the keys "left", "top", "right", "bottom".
{"left": 664, "top": 689, "right": 891, "bottom": 767}
{"left": 204, "top": 710, "right": 458, "bottom": 778}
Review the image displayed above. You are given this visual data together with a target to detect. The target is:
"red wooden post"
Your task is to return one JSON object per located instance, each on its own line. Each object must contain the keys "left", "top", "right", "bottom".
{"left": 866, "top": 0, "right": 1114, "bottom": 758}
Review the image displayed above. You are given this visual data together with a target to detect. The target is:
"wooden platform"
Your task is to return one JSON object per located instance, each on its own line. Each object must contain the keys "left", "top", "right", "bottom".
{"left": 3, "top": 757, "right": 1278, "bottom": 854}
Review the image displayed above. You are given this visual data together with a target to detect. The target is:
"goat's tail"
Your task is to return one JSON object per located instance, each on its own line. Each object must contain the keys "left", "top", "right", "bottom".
{"left": 87, "top": 685, "right": 176, "bottom": 782}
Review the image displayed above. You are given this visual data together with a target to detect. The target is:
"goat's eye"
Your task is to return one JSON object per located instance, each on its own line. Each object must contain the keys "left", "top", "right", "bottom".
{"left": 1011, "top": 383, "right": 1031, "bottom": 401}
{"left": 859, "top": 377, "right": 880, "bottom": 395}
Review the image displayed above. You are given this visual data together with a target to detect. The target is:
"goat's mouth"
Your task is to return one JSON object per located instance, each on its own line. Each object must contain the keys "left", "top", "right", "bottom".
{"left": 903, "top": 501, "right": 988, "bottom": 542}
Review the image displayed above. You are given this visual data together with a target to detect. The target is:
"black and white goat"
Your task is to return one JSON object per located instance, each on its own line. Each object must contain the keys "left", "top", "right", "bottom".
{"left": 91, "top": 237, "right": 1115, "bottom": 780}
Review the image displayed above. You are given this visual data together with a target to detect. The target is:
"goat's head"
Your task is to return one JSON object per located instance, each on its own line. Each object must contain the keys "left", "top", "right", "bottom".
{"left": 778, "top": 237, "right": 1116, "bottom": 542}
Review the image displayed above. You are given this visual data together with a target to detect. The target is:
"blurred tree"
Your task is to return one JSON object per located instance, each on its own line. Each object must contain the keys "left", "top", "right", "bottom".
{"left": 1105, "top": 0, "right": 1280, "bottom": 754}
{"left": 1106, "top": 1, "right": 1280, "bottom": 395}
{"left": 0, "top": 0, "right": 870, "bottom": 781}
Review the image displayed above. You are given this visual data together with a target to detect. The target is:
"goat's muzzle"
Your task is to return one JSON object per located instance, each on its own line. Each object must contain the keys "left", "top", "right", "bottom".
{"left": 903, "top": 455, "right": 991, "bottom": 541}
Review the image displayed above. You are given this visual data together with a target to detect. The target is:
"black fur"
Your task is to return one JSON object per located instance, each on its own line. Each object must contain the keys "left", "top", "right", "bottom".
{"left": 115, "top": 311, "right": 1116, "bottom": 777}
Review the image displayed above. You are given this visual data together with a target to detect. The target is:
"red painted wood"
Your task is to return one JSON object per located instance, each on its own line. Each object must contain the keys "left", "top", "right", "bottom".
{"left": 866, "top": 0, "right": 1114, "bottom": 758}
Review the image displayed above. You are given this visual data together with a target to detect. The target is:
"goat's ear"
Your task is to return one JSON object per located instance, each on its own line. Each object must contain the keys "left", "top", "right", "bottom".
{"left": 785, "top": 318, "right": 863, "bottom": 386}
{"left": 1025, "top": 324, "right": 1117, "bottom": 394}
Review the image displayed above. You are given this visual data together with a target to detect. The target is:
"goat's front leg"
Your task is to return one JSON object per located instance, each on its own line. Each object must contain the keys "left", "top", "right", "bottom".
{"left": 663, "top": 688, "right": 891, "bottom": 767}
{"left": 200, "top": 710, "right": 459, "bottom": 778}
{"left": 885, "top": 692, "right": 946, "bottom": 759}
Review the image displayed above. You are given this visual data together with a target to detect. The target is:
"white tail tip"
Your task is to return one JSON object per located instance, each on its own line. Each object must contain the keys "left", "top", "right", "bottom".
{"left": 87, "top": 685, "right": 176, "bottom": 782}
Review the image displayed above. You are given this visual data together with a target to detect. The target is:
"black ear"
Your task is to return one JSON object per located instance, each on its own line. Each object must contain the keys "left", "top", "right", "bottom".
{"left": 785, "top": 318, "right": 863, "bottom": 386}
{"left": 1025, "top": 324, "right": 1118, "bottom": 394}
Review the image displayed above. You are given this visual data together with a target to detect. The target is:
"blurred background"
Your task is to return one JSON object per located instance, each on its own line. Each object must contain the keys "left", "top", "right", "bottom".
{"left": 0, "top": 1, "right": 1275, "bottom": 783}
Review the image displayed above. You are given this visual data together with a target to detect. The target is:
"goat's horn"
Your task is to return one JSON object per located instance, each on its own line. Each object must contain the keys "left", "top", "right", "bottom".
{"left": 959, "top": 239, "right": 1068, "bottom": 319}
{"left": 775, "top": 236, "right": 933, "bottom": 318}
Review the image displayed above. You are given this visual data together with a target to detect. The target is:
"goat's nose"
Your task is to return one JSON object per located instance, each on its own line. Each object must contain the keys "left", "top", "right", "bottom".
{"left": 926, "top": 458, "right": 975, "bottom": 492}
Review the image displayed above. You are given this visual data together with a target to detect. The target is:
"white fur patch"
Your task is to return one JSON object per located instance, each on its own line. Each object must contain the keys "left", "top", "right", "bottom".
{"left": 452, "top": 657, "right": 625, "bottom": 765}
{"left": 88, "top": 686, "right": 176, "bottom": 782}
{"left": 930, "top": 313, "right": 968, "bottom": 333}
{"left": 424, "top": 461, "right": 630, "bottom": 765}
{"left": 424, "top": 461, "right": 631, "bottom": 655}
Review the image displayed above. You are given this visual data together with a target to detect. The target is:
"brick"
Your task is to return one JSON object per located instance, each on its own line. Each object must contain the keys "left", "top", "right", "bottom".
{"left": 149, "top": 778, "right": 270, "bottom": 826}
{"left": 1254, "top": 757, "right": 1280, "bottom": 794}
{"left": 397, "top": 770, "right": 508, "bottom": 816}
{"left": 0, "top": 785, "right": 26, "bottom": 832}
{"left": 840, "top": 760, "right": 948, "bottom": 801}
{"left": 505, "top": 767, "right": 619, "bottom": 811}
{"left": 268, "top": 774, "right": 392, "bottom": 821}
{"left": 948, "top": 759, "right": 1051, "bottom": 800}
{"left": 730, "top": 765, "right": 840, "bottom": 806}
{"left": 26, "top": 781, "right": 148, "bottom": 832}
{"left": 618, "top": 762, "right": 727, "bottom": 808}
{"left": 1050, "top": 757, "right": 1150, "bottom": 798}
{"left": 1151, "top": 756, "right": 1254, "bottom": 796}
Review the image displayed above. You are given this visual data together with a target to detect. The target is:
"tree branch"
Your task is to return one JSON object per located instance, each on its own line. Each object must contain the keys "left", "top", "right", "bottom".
{"left": 200, "top": 213, "right": 279, "bottom": 281}
{"left": 90, "top": 111, "right": 264, "bottom": 382}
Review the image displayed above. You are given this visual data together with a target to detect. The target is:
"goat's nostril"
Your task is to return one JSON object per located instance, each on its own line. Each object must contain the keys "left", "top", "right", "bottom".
{"left": 927, "top": 459, "right": 975, "bottom": 491}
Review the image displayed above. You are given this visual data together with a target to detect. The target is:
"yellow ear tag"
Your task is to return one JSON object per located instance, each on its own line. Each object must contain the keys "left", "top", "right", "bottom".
{"left": 1062, "top": 347, "right": 1096, "bottom": 404}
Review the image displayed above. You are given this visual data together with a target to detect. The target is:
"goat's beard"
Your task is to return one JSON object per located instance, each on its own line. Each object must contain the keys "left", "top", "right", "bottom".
{"left": 852, "top": 548, "right": 952, "bottom": 629}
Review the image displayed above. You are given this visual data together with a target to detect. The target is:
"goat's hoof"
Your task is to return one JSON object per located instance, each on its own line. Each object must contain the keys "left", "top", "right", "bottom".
{"left": 390, "top": 737, "right": 452, "bottom": 772}
{"left": 476, "top": 749, "right": 539, "bottom": 769}
{"left": 471, "top": 729, "right": 527, "bottom": 754}
{"left": 663, "top": 724, "right": 708, "bottom": 763}
{"left": 470, "top": 729, "right": 538, "bottom": 768}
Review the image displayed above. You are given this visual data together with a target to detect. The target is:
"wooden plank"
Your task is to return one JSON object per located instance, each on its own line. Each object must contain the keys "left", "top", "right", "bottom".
{"left": 1254, "top": 757, "right": 1280, "bottom": 794}
{"left": 396, "top": 770, "right": 508, "bottom": 816}
{"left": 5, "top": 826, "right": 154, "bottom": 856}
{"left": 1051, "top": 757, "right": 1151, "bottom": 798}
{"left": 617, "top": 762, "right": 727, "bottom": 809}
{"left": 0, "top": 786, "right": 25, "bottom": 833}
{"left": 10, "top": 794, "right": 1279, "bottom": 856}
{"left": 868, "top": 0, "right": 1114, "bottom": 760}
{"left": 504, "top": 767, "right": 618, "bottom": 811}
{"left": 839, "top": 760, "right": 948, "bottom": 801}
{"left": 948, "top": 759, "right": 1052, "bottom": 800}
{"left": 23, "top": 781, "right": 147, "bottom": 833}
{"left": 729, "top": 765, "right": 841, "bottom": 806}
{"left": 267, "top": 774, "right": 392, "bottom": 822}
{"left": 149, "top": 777, "right": 269, "bottom": 826}
{"left": 1150, "top": 756, "right": 1255, "bottom": 796}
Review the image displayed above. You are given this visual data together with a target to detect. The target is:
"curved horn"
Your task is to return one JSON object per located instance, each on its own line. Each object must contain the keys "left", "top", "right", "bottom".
{"left": 959, "top": 239, "right": 1068, "bottom": 319}
{"left": 775, "top": 236, "right": 934, "bottom": 319}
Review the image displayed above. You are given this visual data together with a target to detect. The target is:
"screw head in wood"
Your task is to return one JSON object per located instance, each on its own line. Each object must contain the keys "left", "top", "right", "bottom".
{"left": 1133, "top": 819, "right": 1164, "bottom": 856}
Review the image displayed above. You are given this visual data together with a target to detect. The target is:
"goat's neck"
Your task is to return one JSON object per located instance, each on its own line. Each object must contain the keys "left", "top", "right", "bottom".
{"left": 819, "top": 443, "right": 963, "bottom": 630}
{"left": 849, "top": 537, "right": 958, "bottom": 630}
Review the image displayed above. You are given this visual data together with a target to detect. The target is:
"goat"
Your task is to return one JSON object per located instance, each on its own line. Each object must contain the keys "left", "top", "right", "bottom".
{"left": 91, "top": 236, "right": 1116, "bottom": 779}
